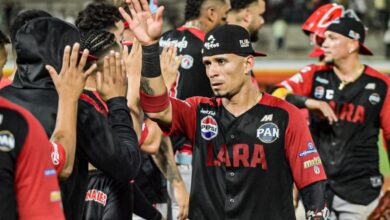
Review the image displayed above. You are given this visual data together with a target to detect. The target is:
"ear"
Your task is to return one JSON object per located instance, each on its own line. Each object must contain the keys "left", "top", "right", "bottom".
{"left": 244, "top": 56, "right": 255, "bottom": 74}
{"left": 348, "top": 40, "right": 360, "bottom": 54}
{"left": 206, "top": 7, "right": 217, "bottom": 23}
{"left": 238, "top": 9, "right": 252, "bottom": 30}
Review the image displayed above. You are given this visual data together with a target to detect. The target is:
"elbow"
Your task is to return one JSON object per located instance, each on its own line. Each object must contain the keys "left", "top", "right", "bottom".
{"left": 59, "top": 166, "right": 74, "bottom": 180}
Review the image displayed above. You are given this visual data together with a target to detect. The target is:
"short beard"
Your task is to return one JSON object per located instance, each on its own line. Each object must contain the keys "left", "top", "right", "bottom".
{"left": 324, "top": 59, "right": 335, "bottom": 66}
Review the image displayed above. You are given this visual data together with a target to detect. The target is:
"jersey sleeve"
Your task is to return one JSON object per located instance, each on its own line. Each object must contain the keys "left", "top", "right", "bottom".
{"left": 159, "top": 97, "right": 198, "bottom": 144}
{"left": 50, "top": 142, "right": 66, "bottom": 176}
{"left": 277, "top": 65, "right": 317, "bottom": 96}
{"left": 284, "top": 104, "right": 327, "bottom": 189}
{"left": 380, "top": 80, "right": 390, "bottom": 142}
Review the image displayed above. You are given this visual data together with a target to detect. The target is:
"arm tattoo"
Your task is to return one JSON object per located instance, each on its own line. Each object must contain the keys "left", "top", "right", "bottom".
{"left": 140, "top": 77, "right": 155, "bottom": 95}
{"left": 152, "top": 138, "right": 183, "bottom": 183}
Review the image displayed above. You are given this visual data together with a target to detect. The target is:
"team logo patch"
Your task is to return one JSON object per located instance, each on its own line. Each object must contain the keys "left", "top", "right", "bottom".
{"left": 44, "top": 168, "right": 57, "bottom": 176}
{"left": 51, "top": 142, "right": 60, "bottom": 165}
{"left": 256, "top": 123, "right": 279, "bottom": 143}
{"left": 315, "top": 76, "right": 329, "bottom": 84}
{"left": 314, "top": 86, "right": 325, "bottom": 99}
{"left": 313, "top": 165, "right": 321, "bottom": 174}
{"left": 85, "top": 189, "right": 108, "bottom": 206}
{"left": 0, "top": 130, "right": 15, "bottom": 152}
{"left": 303, "top": 156, "right": 322, "bottom": 168}
{"left": 370, "top": 176, "right": 383, "bottom": 187}
{"left": 369, "top": 93, "right": 381, "bottom": 105}
{"left": 181, "top": 55, "right": 194, "bottom": 69}
{"left": 201, "top": 116, "right": 218, "bottom": 140}
{"left": 50, "top": 191, "right": 62, "bottom": 202}
{"left": 298, "top": 142, "right": 317, "bottom": 157}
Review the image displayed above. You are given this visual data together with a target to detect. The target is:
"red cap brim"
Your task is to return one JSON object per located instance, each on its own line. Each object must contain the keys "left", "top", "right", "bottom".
{"left": 359, "top": 43, "right": 373, "bottom": 56}
{"left": 253, "top": 51, "right": 267, "bottom": 57}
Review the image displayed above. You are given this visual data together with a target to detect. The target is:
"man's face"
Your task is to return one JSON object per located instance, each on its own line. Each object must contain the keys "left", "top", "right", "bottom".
{"left": 322, "top": 30, "right": 355, "bottom": 63}
{"left": 210, "top": 0, "right": 231, "bottom": 29}
{"left": 0, "top": 46, "right": 7, "bottom": 79}
{"left": 109, "top": 21, "right": 125, "bottom": 45}
{"left": 247, "top": 0, "right": 266, "bottom": 42}
{"left": 202, "top": 53, "right": 249, "bottom": 98}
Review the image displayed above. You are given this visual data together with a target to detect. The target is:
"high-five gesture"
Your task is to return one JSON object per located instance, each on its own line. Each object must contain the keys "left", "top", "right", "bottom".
{"left": 46, "top": 43, "right": 96, "bottom": 100}
{"left": 119, "top": 0, "right": 164, "bottom": 45}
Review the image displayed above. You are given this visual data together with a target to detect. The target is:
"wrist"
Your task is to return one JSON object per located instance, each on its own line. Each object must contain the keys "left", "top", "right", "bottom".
{"left": 142, "top": 42, "right": 161, "bottom": 78}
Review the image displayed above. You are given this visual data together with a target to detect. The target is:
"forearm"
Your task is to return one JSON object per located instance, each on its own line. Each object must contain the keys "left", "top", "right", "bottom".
{"left": 300, "top": 180, "right": 329, "bottom": 219}
{"left": 152, "top": 136, "right": 183, "bottom": 184}
{"left": 140, "top": 43, "right": 173, "bottom": 125}
{"left": 51, "top": 96, "right": 78, "bottom": 179}
{"left": 106, "top": 97, "right": 141, "bottom": 180}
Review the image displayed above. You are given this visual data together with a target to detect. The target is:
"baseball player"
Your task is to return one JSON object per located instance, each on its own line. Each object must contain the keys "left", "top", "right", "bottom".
{"left": 0, "top": 16, "right": 141, "bottom": 220}
{"left": 277, "top": 16, "right": 390, "bottom": 219}
{"left": 120, "top": 1, "right": 329, "bottom": 219}
{"left": 157, "top": 0, "right": 230, "bottom": 218}
{"left": 0, "top": 40, "right": 95, "bottom": 220}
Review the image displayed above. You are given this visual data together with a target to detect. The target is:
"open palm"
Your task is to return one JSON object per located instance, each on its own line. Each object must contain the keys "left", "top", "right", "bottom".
{"left": 119, "top": 0, "right": 164, "bottom": 45}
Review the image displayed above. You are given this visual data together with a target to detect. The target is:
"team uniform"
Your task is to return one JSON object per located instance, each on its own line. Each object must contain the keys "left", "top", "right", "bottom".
{"left": 279, "top": 64, "right": 390, "bottom": 207}
{"left": 159, "top": 93, "right": 327, "bottom": 219}
{"left": 0, "top": 97, "right": 65, "bottom": 220}
{"left": 0, "top": 17, "right": 141, "bottom": 220}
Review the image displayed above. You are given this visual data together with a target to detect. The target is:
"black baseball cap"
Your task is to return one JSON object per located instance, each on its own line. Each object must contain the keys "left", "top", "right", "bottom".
{"left": 326, "top": 16, "right": 373, "bottom": 56}
{"left": 202, "top": 24, "right": 267, "bottom": 57}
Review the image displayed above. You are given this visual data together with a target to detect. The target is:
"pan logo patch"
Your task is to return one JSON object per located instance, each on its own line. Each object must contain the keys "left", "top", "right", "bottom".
{"left": 256, "top": 123, "right": 279, "bottom": 143}
{"left": 201, "top": 116, "right": 218, "bottom": 140}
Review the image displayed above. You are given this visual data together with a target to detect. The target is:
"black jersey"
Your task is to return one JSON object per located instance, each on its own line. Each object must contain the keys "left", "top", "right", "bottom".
{"left": 279, "top": 64, "right": 390, "bottom": 205}
{"left": 160, "top": 93, "right": 326, "bottom": 219}
{"left": 159, "top": 26, "right": 213, "bottom": 99}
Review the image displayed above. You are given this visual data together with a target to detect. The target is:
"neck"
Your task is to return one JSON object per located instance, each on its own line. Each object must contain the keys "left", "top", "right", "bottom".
{"left": 184, "top": 19, "right": 208, "bottom": 33}
{"left": 222, "top": 81, "right": 262, "bottom": 117}
{"left": 333, "top": 54, "right": 364, "bottom": 82}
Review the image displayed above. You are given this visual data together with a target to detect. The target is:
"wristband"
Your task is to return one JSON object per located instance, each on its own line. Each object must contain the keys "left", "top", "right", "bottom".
{"left": 140, "top": 90, "right": 170, "bottom": 113}
{"left": 142, "top": 42, "right": 161, "bottom": 78}
{"left": 285, "top": 93, "right": 308, "bottom": 108}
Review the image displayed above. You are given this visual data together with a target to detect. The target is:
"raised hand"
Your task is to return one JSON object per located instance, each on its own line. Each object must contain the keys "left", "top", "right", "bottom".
{"left": 96, "top": 51, "right": 128, "bottom": 101}
{"left": 160, "top": 45, "right": 182, "bottom": 89}
{"left": 119, "top": 0, "right": 164, "bottom": 45}
{"left": 45, "top": 43, "right": 96, "bottom": 101}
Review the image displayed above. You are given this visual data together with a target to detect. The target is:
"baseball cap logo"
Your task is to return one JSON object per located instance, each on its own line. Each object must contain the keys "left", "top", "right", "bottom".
{"left": 239, "top": 39, "right": 250, "bottom": 48}
{"left": 348, "top": 30, "right": 360, "bottom": 40}
{"left": 204, "top": 35, "right": 220, "bottom": 50}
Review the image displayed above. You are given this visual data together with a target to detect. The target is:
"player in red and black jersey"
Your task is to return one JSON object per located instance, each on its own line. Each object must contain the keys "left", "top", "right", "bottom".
{"left": 0, "top": 16, "right": 141, "bottom": 220}
{"left": 157, "top": 1, "right": 230, "bottom": 218}
{"left": 120, "top": 2, "right": 329, "bottom": 218}
{"left": 278, "top": 16, "right": 390, "bottom": 219}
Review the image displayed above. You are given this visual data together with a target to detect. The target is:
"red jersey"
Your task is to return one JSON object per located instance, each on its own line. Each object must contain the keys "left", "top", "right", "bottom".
{"left": 0, "top": 97, "right": 65, "bottom": 220}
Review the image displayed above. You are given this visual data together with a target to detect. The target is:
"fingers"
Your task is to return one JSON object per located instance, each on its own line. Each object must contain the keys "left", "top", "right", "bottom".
{"left": 139, "top": 0, "right": 152, "bottom": 17}
{"left": 96, "top": 71, "right": 102, "bottom": 91}
{"left": 155, "top": 6, "right": 165, "bottom": 22}
{"left": 70, "top": 43, "right": 80, "bottom": 67}
{"left": 78, "top": 49, "right": 89, "bottom": 70}
{"left": 115, "top": 52, "right": 122, "bottom": 79}
{"left": 45, "top": 65, "right": 58, "bottom": 83}
{"left": 119, "top": 7, "right": 133, "bottom": 24}
{"left": 103, "top": 56, "right": 110, "bottom": 83}
{"left": 84, "top": 63, "right": 97, "bottom": 79}
{"left": 61, "top": 45, "right": 71, "bottom": 72}
{"left": 131, "top": 0, "right": 143, "bottom": 13}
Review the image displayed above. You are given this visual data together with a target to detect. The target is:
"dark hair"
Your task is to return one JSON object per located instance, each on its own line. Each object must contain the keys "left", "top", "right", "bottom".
{"left": 75, "top": 3, "right": 121, "bottom": 32}
{"left": 80, "top": 30, "right": 119, "bottom": 66}
{"left": 185, "top": 0, "right": 226, "bottom": 21}
{"left": 230, "top": 0, "right": 257, "bottom": 11}
{"left": 0, "top": 30, "right": 10, "bottom": 46}
{"left": 10, "top": 9, "right": 52, "bottom": 44}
